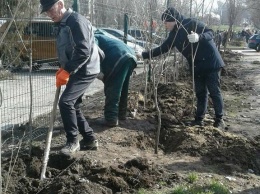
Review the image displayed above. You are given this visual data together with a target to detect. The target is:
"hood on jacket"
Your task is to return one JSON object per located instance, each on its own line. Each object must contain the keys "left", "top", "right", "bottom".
{"left": 161, "top": 7, "right": 185, "bottom": 22}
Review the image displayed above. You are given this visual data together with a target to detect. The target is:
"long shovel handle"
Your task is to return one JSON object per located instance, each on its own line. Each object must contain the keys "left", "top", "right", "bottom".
{"left": 40, "top": 87, "right": 61, "bottom": 180}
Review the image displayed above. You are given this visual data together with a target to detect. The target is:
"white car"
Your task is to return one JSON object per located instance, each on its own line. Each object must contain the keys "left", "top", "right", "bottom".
{"left": 94, "top": 28, "right": 144, "bottom": 63}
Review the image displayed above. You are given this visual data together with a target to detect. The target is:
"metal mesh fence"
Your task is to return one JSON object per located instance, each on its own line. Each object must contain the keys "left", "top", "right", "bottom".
{"left": 0, "top": 67, "right": 57, "bottom": 130}
{"left": 0, "top": 0, "right": 167, "bottom": 133}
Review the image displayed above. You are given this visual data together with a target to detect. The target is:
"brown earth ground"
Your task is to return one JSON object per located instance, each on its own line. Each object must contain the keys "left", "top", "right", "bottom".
{"left": 1, "top": 50, "right": 260, "bottom": 194}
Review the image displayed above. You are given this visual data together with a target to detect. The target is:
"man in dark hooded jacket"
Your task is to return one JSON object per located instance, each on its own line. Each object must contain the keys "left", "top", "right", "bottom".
{"left": 137, "top": 7, "right": 225, "bottom": 129}
{"left": 94, "top": 30, "right": 138, "bottom": 127}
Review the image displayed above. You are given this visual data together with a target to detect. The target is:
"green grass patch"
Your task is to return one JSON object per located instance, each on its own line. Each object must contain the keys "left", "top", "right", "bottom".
{"left": 187, "top": 172, "right": 198, "bottom": 183}
{"left": 170, "top": 182, "right": 230, "bottom": 194}
{"left": 207, "top": 181, "right": 230, "bottom": 194}
{"left": 211, "top": 25, "right": 243, "bottom": 32}
{"left": 137, "top": 180, "right": 230, "bottom": 194}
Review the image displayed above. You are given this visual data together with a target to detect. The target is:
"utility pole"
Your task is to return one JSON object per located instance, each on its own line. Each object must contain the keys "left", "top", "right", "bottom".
{"left": 166, "top": 0, "right": 169, "bottom": 7}
{"left": 190, "top": 0, "right": 192, "bottom": 17}
{"left": 123, "top": 13, "right": 128, "bottom": 44}
{"left": 72, "top": 0, "right": 80, "bottom": 13}
{"left": 90, "top": 0, "right": 94, "bottom": 24}
{"left": 0, "top": 88, "right": 2, "bottom": 194}
{"left": 202, "top": 0, "right": 205, "bottom": 19}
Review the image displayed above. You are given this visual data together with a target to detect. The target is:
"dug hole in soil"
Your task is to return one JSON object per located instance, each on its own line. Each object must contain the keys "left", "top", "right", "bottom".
{"left": 1, "top": 50, "right": 260, "bottom": 194}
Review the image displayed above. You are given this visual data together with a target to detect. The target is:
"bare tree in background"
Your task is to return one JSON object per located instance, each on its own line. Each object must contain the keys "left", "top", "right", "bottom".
{"left": 223, "top": 0, "right": 244, "bottom": 51}
{"left": 246, "top": 0, "right": 260, "bottom": 29}
{"left": 0, "top": 0, "right": 38, "bottom": 19}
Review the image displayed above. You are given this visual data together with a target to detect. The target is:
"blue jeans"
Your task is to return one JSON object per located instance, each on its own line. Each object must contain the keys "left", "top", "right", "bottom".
{"left": 59, "top": 74, "right": 97, "bottom": 143}
{"left": 194, "top": 69, "right": 224, "bottom": 120}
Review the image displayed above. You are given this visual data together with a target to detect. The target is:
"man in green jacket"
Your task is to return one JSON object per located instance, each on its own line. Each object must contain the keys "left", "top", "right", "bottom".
{"left": 95, "top": 30, "right": 138, "bottom": 127}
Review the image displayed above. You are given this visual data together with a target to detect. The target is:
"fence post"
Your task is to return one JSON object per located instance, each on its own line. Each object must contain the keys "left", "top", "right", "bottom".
{"left": 123, "top": 13, "right": 129, "bottom": 44}
{"left": 0, "top": 87, "right": 2, "bottom": 194}
{"left": 72, "top": 0, "right": 80, "bottom": 13}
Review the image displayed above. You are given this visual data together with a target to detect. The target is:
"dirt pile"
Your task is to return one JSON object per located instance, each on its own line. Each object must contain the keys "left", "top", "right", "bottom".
{"left": 129, "top": 81, "right": 260, "bottom": 174}
{"left": 2, "top": 148, "right": 181, "bottom": 194}
{"left": 1, "top": 50, "right": 260, "bottom": 194}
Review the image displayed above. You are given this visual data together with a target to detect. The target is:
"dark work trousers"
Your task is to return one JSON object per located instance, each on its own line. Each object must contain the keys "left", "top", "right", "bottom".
{"left": 194, "top": 69, "right": 224, "bottom": 121}
{"left": 104, "top": 60, "right": 135, "bottom": 122}
{"left": 59, "top": 73, "right": 97, "bottom": 143}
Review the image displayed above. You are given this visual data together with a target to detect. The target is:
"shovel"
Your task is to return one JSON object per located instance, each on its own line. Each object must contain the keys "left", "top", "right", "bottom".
{"left": 40, "top": 86, "right": 61, "bottom": 180}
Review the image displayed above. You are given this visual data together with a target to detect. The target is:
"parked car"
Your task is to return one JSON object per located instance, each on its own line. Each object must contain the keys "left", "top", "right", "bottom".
{"left": 128, "top": 29, "right": 163, "bottom": 45}
{"left": 0, "top": 19, "right": 57, "bottom": 70}
{"left": 0, "top": 19, "right": 6, "bottom": 27}
{"left": 94, "top": 28, "right": 144, "bottom": 61}
{"left": 248, "top": 34, "right": 260, "bottom": 52}
{"left": 100, "top": 28, "right": 158, "bottom": 48}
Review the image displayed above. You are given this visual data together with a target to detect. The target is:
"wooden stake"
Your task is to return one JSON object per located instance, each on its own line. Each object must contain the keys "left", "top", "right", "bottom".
{"left": 40, "top": 87, "right": 61, "bottom": 180}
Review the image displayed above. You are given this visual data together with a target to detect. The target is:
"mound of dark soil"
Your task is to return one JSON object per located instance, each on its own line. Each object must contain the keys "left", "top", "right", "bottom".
{"left": 2, "top": 51, "right": 260, "bottom": 194}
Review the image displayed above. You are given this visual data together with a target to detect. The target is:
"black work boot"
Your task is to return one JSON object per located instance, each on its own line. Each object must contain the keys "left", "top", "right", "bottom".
{"left": 80, "top": 139, "right": 98, "bottom": 150}
{"left": 190, "top": 119, "right": 204, "bottom": 126}
{"left": 96, "top": 117, "right": 118, "bottom": 127}
{"left": 118, "top": 113, "right": 127, "bottom": 120}
{"left": 118, "top": 109, "right": 127, "bottom": 120}
{"left": 213, "top": 118, "right": 226, "bottom": 130}
{"left": 61, "top": 140, "right": 80, "bottom": 155}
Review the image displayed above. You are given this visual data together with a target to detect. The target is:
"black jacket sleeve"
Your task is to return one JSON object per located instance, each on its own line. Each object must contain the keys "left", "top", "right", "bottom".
{"left": 142, "top": 31, "right": 176, "bottom": 59}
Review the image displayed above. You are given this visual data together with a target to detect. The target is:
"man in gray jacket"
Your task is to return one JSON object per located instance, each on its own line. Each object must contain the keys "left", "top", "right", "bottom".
{"left": 40, "top": 0, "right": 100, "bottom": 154}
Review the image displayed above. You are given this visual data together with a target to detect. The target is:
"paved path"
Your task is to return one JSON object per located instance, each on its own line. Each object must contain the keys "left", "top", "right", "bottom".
{"left": 225, "top": 48, "right": 260, "bottom": 138}
{"left": 1, "top": 48, "right": 257, "bottom": 131}
{"left": 0, "top": 63, "right": 145, "bottom": 130}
